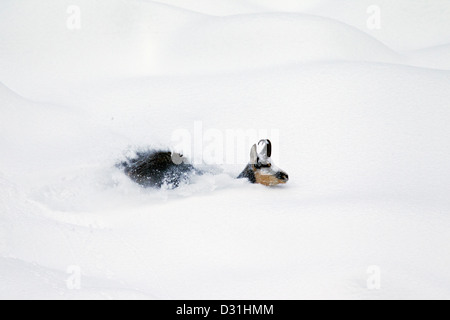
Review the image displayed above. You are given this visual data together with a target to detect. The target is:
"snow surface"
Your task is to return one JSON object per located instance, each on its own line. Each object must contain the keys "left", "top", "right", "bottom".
{"left": 1, "top": 0, "right": 450, "bottom": 299}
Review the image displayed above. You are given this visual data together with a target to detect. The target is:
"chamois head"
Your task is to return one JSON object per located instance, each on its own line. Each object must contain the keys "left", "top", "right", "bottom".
{"left": 238, "top": 140, "right": 289, "bottom": 186}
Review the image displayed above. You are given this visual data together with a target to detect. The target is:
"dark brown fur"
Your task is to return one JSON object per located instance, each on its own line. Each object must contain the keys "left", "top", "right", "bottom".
{"left": 119, "top": 150, "right": 198, "bottom": 189}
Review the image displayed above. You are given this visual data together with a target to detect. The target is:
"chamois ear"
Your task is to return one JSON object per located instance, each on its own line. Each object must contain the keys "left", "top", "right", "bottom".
{"left": 258, "top": 139, "right": 272, "bottom": 158}
{"left": 250, "top": 144, "right": 258, "bottom": 164}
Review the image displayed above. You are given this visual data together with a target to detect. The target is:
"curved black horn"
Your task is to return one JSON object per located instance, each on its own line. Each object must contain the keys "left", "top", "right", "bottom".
{"left": 258, "top": 139, "right": 272, "bottom": 158}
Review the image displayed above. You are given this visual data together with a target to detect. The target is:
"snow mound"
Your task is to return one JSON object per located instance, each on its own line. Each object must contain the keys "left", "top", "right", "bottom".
{"left": 156, "top": 0, "right": 450, "bottom": 52}
{"left": 158, "top": 13, "right": 399, "bottom": 75}
{"left": 0, "top": 82, "right": 25, "bottom": 105}
{"left": 154, "top": 0, "right": 323, "bottom": 16}
{"left": 304, "top": 0, "right": 450, "bottom": 52}
{"left": 0, "top": 82, "right": 96, "bottom": 184}
{"left": 0, "top": 258, "right": 151, "bottom": 300}
{"left": 408, "top": 44, "right": 450, "bottom": 70}
{"left": 0, "top": 0, "right": 200, "bottom": 93}
{"left": 0, "top": 0, "right": 399, "bottom": 97}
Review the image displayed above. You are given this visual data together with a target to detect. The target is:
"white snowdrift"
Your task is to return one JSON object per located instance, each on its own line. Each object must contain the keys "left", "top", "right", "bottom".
{"left": 303, "top": 0, "right": 450, "bottom": 52}
{"left": 1, "top": 0, "right": 450, "bottom": 300}
{"left": 157, "top": 13, "right": 399, "bottom": 75}
{"left": 157, "top": 0, "right": 450, "bottom": 52}
{"left": 408, "top": 44, "right": 450, "bottom": 70}
{"left": 0, "top": 0, "right": 399, "bottom": 98}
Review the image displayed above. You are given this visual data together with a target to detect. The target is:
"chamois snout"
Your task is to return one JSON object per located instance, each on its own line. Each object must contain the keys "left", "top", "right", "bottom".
{"left": 238, "top": 139, "right": 289, "bottom": 186}
{"left": 275, "top": 171, "right": 289, "bottom": 183}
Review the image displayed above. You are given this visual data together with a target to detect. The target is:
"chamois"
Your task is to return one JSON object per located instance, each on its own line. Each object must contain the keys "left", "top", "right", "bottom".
{"left": 120, "top": 140, "right": 288, "bottom": 188}
{"left": 119, "top": 151, "right": 198, "bottom": 189}
{"left": 237, "top": 140, "right": 289, "bottom": 186}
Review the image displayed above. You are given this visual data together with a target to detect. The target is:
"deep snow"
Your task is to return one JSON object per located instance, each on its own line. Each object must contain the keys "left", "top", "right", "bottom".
{"left": 1, "top": 0, "right": 450, "bottom": 299}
